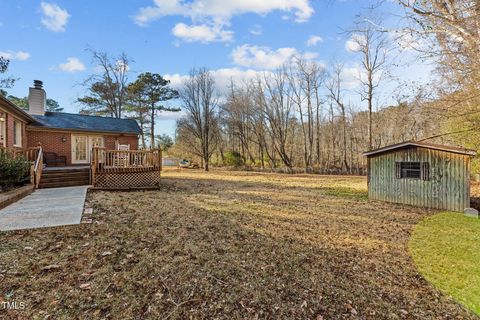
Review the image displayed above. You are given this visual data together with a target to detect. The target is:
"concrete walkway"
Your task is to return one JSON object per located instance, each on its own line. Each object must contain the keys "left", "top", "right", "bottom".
{"left": 0, "top": 186, "right": 88, "bottom": 231}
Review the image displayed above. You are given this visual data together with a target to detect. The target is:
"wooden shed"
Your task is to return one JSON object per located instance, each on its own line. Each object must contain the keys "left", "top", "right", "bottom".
{"left": 364, "top": 141, "right": 477, "bottom": 212}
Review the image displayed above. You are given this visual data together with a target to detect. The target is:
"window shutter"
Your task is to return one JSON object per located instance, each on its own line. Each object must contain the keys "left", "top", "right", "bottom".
{"left": 421, "top": 162, "right": 430, "bottom": 181}
{"left": 395, "top": 162, "right": 401, "bottom": 179}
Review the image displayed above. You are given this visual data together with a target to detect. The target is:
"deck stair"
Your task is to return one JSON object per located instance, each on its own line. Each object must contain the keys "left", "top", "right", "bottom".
{"left": 39, "top": 167, "right": 90, "bottom": 189}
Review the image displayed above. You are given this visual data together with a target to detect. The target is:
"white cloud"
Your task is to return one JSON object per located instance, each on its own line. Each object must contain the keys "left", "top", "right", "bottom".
{"left": 157, "top": 110, "right": 186, "bottom": 121}
{"left": 249, "top": 24, "right": 262, "bottom": 36}
{"left": 231, "top": 44, "right": 317, "bottom": 70}
{"left": 58, "top": 57, "right": 85, "bottom": 72}
{"left": 339, "top": 64, "right": 381, "bottom": 90}
{"left": 40, "top": 2, "right": 70, "bottom": 32}
{"left": 306, "top": 35, "right": 323, "bottom": 47}
{"left": 166, "top": 67, "right": 268, "bottom": 94}
{"left": 345, "top": 34, "right": 366, "bottom": 52}
{"left": 164, "top": 73, "right": 187, "bottom": 88}
{"left": 303, "top": 52, "right": 319, "bottom": 60}
{"left": 134, "top": 0, "right": 314, "bottom": 26}
{"left": 341, "top": 66, "right": 363, "bottom": 89}
{"left": 0, "top": 50, "right": 30, "bottom": 61}
{"left": 172, "top": 23, "right": 233, "bottom": 43}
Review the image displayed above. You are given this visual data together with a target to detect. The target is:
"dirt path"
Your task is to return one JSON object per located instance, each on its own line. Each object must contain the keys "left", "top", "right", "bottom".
{"left": 0, "top": 169, "right": 475, "bottom": 319}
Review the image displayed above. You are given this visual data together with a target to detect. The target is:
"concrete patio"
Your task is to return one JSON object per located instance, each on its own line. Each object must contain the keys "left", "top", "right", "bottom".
{"left": 0, "top": 186, "right": 88, "bottom": 231}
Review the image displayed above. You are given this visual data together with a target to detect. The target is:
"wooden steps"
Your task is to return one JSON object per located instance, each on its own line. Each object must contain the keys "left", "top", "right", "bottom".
{"left": 39, "top": 167, "right": 90, "bottom": 189}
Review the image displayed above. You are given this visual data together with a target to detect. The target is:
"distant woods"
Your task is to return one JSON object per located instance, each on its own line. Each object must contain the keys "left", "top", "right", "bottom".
{"left": 173, "top": 1, "right": 480, "bottom": 173}
{"left": 173, "top": 59, "right": 419, "bottom": 174}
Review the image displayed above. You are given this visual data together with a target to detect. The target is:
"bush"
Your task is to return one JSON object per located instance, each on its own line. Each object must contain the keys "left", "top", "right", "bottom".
{"left": 223, "top": 151, "right": 243, "bottom": 167}
{"left": 0, "top": 153, "right": 31, "bottom": 191}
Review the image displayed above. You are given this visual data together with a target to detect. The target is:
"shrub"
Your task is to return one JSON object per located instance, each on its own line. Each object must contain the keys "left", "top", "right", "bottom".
{"left": 0, "top": 153, "right": 31, "bottom": 191}
{"left": 223, "top": 151, "right": 243, "bottom": 167}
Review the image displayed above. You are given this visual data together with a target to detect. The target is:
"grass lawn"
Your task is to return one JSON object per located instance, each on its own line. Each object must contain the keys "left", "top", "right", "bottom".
{"left": 410, "top": 212, "right": 480, "bottom": 315}
{"left": 0, "top": 169, "right": 476, "bottom": 319}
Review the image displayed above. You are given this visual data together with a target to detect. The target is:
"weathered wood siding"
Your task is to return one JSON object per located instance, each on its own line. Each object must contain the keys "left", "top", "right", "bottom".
{"left": 368, "top": 146, "right": 470, "bottom": 212}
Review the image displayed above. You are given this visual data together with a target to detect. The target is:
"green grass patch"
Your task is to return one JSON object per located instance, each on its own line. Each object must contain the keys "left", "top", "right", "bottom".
{"left": 410, "top": 212, "right": 480, "bottom": 315}
{"left": 323, "top": 186, "right": 368, "bottom": 200}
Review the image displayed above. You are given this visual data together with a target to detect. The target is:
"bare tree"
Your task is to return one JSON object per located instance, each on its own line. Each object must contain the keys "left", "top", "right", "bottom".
{"left": 288, "top": 57, "right": 325, "bottom": 172}
{"left": 263, "top": 68, "right": 295, "bottom": 171}
{"left": 347, "top": 13, "right": 389, "bottom": 150}
{"left": 326, "top": 64, "right": 349, "bottom": 172}
{"left": 223, "top": 80, "right": 255, "bottom": 164}
{"left": 398, "top": 1, "right": 480, "bottom": 147}
{"left": 79, "top": 50, "right": 131, "bottom": 118}
{"left": 178, "top": 68, "right": 219, "bottom": 171}
{"left": 399, "top": 0, "right": 480, "bottom": 89}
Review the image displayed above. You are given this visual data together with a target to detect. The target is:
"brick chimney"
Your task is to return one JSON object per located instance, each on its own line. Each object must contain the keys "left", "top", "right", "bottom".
{"left": 28, "top": 80, "right": 46, "bottom": 115}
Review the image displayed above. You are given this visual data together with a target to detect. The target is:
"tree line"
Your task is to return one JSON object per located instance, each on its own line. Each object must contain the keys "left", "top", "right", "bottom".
{"left": 171, "top": 63, "right": 442, "bottom": 173}
{"left": 1, "top": 1, "right": 477, "bottom": 174}
{"left": 172, "top": 1, "right": 480, "bottom": 173}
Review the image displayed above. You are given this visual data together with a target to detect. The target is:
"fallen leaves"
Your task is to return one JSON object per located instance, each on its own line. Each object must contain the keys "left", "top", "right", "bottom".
{"left": 79, "top": 283, "right": 91, "bottom": 290}
{"left": 41, "top": 264, "right": 60, "bottom": 271}
{"left": 0, "top": 169, "right": 476, "bottom": 319}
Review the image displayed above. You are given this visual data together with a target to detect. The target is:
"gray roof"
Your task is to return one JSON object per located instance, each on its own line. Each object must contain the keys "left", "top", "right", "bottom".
{"left": 31, "top": 112, "right": 141, "bottom": 135}
{"left": 363, "top": 140, "right": 477, "bottom": 157}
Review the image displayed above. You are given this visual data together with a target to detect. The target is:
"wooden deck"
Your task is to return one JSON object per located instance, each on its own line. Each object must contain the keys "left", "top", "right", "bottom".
{"left": 90, "top": 147, "right": 162, "bottom": 189}
{"left": 1, "top": 146, "right": 162, "bottom": 190}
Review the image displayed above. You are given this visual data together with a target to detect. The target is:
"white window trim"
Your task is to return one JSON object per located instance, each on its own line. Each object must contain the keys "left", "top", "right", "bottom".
{"left": 0, "top": 112, "right": 5, "bottom": 147}
{"left": 13, "top": 120, "right": 22, "bottom": 148}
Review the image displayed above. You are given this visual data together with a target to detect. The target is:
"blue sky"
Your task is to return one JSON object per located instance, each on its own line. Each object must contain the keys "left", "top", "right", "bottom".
{"left": 0, "top": 0, "right": 432, "bottom": 137}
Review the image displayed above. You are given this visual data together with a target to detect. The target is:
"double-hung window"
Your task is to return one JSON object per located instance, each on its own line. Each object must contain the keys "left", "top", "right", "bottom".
{"left": 0, "top": 112, "right": 5, "bottom": 147}
{"left": 13, "top": 120, "right": 22, "bottom": 147}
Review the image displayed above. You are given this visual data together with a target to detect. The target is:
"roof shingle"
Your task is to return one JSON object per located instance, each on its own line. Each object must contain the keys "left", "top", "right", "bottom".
{"left": 31, "top": 112, "right": 141, "bottom": 135}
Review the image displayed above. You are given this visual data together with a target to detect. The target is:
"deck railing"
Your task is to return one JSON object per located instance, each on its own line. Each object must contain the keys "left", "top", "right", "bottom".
{"left": 91, "top": 147, "right": 162, "bottom": 189}
{"left": 32, "top": 146, "right": 43, "bottom": 188}
{"left": 0, "top": 146, "right": 39, "bottom": 162}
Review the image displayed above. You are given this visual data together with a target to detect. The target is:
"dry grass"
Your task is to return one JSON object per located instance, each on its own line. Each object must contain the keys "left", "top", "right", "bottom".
{"left": 0, "top": 169, "right": 476, "bottom": 319}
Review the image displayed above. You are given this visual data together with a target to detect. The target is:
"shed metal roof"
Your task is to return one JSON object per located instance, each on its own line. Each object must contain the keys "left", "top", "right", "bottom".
{"left": 31, "top": 112, "right": 142, "bottom": 135}
{"left": 363, "top": 140, "right": 477, "bottom": 157}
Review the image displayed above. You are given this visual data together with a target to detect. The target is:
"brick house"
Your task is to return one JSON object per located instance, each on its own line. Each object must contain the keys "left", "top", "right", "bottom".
{"left": 0, "top": 95, "right": 31, "bottom": 151}
{"left": 1, "top": 80, "right": 141, "bottom": 166}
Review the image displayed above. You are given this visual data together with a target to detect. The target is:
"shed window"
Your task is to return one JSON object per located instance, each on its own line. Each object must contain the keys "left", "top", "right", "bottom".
{"left": 401, "top": 162, "right": 421, "bottom": 178}
{"left": 395, "top": 162, "right": 429, "bottom": 180}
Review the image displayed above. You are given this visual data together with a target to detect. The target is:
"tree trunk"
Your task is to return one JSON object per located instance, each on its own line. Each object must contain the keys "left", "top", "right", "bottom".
{"left": 150, "top": 105, "right": 155, "bottom": 149}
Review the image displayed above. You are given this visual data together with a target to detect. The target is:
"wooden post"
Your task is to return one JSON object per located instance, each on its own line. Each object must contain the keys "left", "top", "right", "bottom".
{"left": 91, "top": 147, "right": 97, "bottom": 186}
{"left": 30, "top": 164, "right": 35, "bottom": 185}
{"left": 159, "top": 148, "right": 162, "bottom": 172}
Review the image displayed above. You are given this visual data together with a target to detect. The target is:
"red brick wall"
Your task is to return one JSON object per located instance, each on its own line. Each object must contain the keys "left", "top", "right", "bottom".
{"left": 104, "top": 135, "right": 139, "bottom": 150}
{"left": 26, "top": 130, "right": 139, "bottom": 165}
{"left": 27, "top": 130, "right": 72, "bottom": 164}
